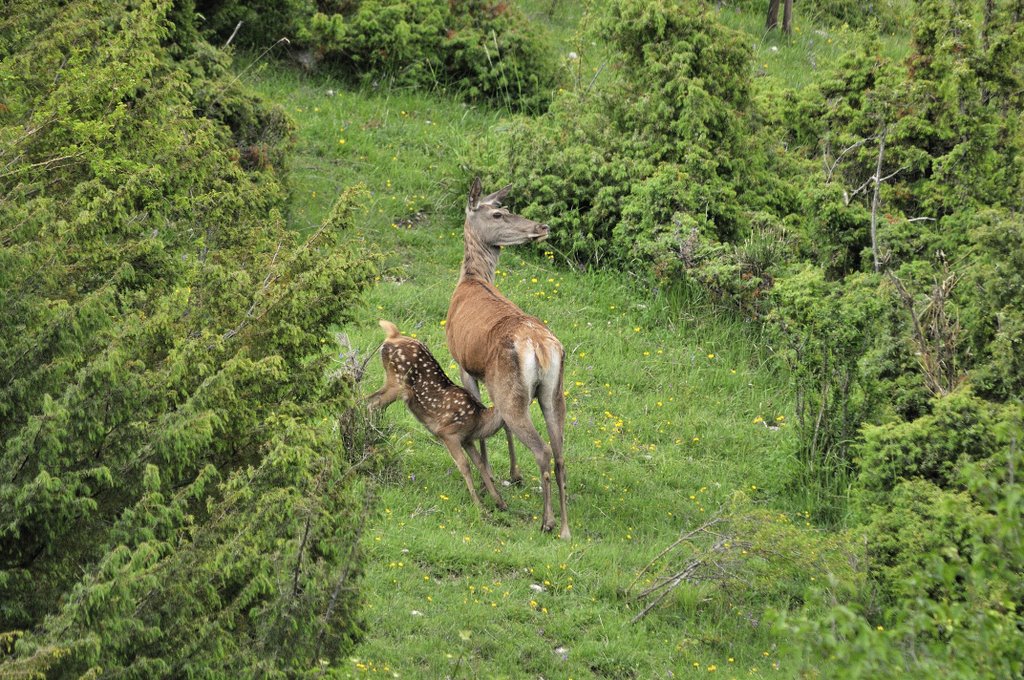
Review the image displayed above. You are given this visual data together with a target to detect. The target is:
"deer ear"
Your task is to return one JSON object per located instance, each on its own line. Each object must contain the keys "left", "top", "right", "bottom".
{"left": 483, "top": 183, "right": 512, "bottom": 206}
{"left": 468, "top": 177, "right": 483, "bottom": 211}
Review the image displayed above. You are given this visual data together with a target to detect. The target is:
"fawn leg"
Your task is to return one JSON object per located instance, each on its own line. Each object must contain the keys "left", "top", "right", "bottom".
{"left": 459, "top": 368, "right": 497, "bottom": 480}
{"left": 463, "top": 441, "right": 507, "bottom": 510}
{"left": 441, "top": 435, "right": 483, "bottom": 509}
{"left": 367, "top": 382, "right": 404, "bottom": 410}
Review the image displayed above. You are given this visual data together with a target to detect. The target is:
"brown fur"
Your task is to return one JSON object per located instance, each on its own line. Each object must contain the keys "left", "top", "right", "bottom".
{"left": 445, "top": 178, "right": 570, "bottom": 540}
{"left": 368, "top": 320, "right": 507, "bottom": 510}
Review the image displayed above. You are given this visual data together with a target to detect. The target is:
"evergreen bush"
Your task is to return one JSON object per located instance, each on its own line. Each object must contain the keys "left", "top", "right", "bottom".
{"left": 197, "top": 0, "right": 558, "bottom": 111}
{"left": 0, "top": 0, "right": 375, "bottom": 674}
{"left": 501, "top": 0, "right": 776, "bottom": 280}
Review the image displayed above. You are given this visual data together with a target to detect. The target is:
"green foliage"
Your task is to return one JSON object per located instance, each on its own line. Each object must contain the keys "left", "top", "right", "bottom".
{"left": 0, "top": 0, "right": 375, "bottom": 674}
{"left": 775, "top": 408, "right": 1024, "bottom": 679}
{"left": 755, "top": 0, "right": 1024, "bottom": 515}
{"left": 860, "top": 479, "right": 978, "bottom": 612}
{"left": 501, "top": 0, "right": 778, "bottom": 278}
{"left": 767, "top": 267, "right": 888, "bottom": 514}
{"left": 959, "top": 210, "right": 1024, "bottom": 401}
{"left": 305, "top": 0, "right": 447, "bottom": 83}
{"left": 855, "top": 389, "right": 1001, "bottom": 509}
{"left": 199, "top": 0, "right": 558, "bottom": 111}
{"left": 441, "top": 0, "right": 558, "bottom": 111}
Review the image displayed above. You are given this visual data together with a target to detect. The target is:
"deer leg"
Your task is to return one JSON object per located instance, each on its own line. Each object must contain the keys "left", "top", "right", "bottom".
{"left": 460, "top": 368, "right": 507, "bottom": 482}
{"left": 440, "top": 435, "right": 484, "bottom": 509}
{"left": 540, "top": 379, "right": 570, "bottom": 541}
{"left": 493, "top": 393, "right": 556, "bottom": 532}
{"left": 463, "top": 440, "right": 507, "bottom": 510}
{"left": 503, "top": 423, "right": 523, "bottom": 485}
{"left": 367, "top": 382, "right": 404, "bottom": 410}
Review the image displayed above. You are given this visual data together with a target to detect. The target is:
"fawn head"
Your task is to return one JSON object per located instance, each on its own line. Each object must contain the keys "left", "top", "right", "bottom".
{"left": 465, "top": 177, "right": 548, "bottom": 248}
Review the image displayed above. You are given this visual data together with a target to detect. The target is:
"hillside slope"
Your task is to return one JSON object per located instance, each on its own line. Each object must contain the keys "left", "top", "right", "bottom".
{"left": 248, "top": 61, "right": 837, "bottom": 678}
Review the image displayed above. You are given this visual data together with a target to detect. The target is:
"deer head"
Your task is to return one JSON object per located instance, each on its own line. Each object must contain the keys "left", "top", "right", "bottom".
{"left": 465, "top": 177, "right": 549, "bottom": 248}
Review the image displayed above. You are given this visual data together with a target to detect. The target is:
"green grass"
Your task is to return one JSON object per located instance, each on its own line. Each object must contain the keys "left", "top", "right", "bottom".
{"left": 715, "top": 4, "right": 911, "bottom": 91}
{"left": 238, "top": 4, "right": 887, "bottom": 670}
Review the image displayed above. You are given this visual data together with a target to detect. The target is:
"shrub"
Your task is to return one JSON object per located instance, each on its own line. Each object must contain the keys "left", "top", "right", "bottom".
{"left": 441, "top": 0, "right": 558, "bottom": 111}
{"left": 0, "top": 0, "right": 374, "bottom": 673}
{"left": 501, "top": 0, "right": 783, "bottom": 285}
{"left": 854, "top": 389, "right": 1001, "bottom": 510}
{"left": 198, "top": 0, "right": 558, "bottom": 111}
{"left": 959, "top": 210, "right": 1024, "bottom": 402}
{"left": 860, "top": 479, "right": 979, "bottom": 613}
{"left": 767, "top": 267, "right": 889, "bottom": 514}
{"left": 774, "top": 407, "right": 1024, "bottom": 678}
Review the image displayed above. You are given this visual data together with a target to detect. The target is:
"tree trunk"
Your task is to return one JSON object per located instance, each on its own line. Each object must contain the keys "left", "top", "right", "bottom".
{"left": 782, "top": 0, "right": 794, "bottom": 35}
{"left": 766, "top": 0, "right": 780, "bottom": 30}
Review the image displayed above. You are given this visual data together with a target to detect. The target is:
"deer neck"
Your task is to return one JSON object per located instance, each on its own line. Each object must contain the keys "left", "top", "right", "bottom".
{"left": 458, "top": 227, "right": 500, "bottom": 284}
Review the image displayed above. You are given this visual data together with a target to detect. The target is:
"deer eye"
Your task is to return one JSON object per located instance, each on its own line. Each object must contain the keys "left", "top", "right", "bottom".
{"left": 492, "top": 211, "right": 503, "bottom": 218}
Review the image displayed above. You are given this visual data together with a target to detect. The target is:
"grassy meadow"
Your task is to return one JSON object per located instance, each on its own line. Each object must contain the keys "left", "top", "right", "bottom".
{"left": 239, "top": 3, "right": 923, "bottom": 676}
{"left": 243, "top": 39, "right": 838, "bottom": 676}
{"left": 6, "top": 0, "right": 1019, "bottom": 676}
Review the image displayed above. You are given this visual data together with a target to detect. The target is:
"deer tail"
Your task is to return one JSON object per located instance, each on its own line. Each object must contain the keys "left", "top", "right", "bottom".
{"left": 379, "top": 319, "right": 401, "bottom": 340}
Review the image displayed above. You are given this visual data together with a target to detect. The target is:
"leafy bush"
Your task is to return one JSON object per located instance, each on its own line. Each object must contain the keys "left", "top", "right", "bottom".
{"left": 0, "top": 0, "right": 374, "bottom": 674}
{"left": 501, "top": 0, "right": 783, "bottom": 284}
{"left": 441, "top": 0, "right": 558, "bottom": 111}
{"left": 767, "top": 267, "right": 888, "bottom": 512}
{"left": 959, "top": 210, "right": 1024, "bottom": 402}
{"left": 854, "top": 389, "right": 1001, "bottom": 511}
{"left": 198, "top": 0, "right": 558, "bottom": 111}
{"left": 860, "top": 479, "right": 978, "bottom": 612}
{"left": 774, "top": 408, "right": 1024, "bottom": 678}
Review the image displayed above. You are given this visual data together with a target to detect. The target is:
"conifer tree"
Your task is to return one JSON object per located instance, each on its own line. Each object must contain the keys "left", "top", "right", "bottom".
{"left": 1, "top": 0, "right": 374, "bottom": 674}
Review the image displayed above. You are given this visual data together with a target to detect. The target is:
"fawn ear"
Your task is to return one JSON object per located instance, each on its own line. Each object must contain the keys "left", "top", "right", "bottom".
{"left": 467, "top": 177, "right": 483, "bottom": 211}
{"left": 482, "top": 184, "right": 512, "bottom": 207}
{"left": 379, "top": 319, "right": 400, "bottom": 339}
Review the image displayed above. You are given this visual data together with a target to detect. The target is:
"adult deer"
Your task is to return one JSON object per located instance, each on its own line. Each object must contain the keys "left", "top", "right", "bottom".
{"left": 445, "top": 178, "right": 570, "bottom": 540}
{"left": 368, "top": 320, "right": 507, "bottom": 510}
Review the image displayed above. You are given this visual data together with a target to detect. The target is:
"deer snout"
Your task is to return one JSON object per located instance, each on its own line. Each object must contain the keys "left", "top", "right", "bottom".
{"left": 532, "top": 223, "right": 550, "bottom": 241}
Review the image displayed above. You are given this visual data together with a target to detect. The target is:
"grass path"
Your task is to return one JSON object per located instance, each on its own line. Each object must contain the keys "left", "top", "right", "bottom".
{"left": 248, "top": 61, "right": 812, "bottom": 679}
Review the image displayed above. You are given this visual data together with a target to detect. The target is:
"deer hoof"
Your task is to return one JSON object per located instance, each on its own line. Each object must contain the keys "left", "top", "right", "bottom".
{"left": 559, "top": 527, "right": 571, "bottom": 541}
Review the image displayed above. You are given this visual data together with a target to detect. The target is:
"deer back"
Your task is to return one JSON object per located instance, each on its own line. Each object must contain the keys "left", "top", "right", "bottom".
{"left": 446, "top": 279, "right": 563, "bottom": 390}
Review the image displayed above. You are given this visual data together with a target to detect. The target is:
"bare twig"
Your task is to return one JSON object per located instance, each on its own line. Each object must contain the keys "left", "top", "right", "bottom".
{"left": 626, "top": 515, "right": 724, "bottom": 594}
{"left": 870, "top": 126, "right": 888, "bottom": 272}
{"left": 824, "top": 136, "right": 873, "bottom": 182}
{"left": 0, "top": 152, "right": 85, "bottom": 180}
{"left": 223, "top": 21, "right": 243, "bottom": 48}
{"left": 584, "top": 61, "right": 607, "bottom": 96}
{"left": 205, "top": 37, "right": 290, "bottom": 114}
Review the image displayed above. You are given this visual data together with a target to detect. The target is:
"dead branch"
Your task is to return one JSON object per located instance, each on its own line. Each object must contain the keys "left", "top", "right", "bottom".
{"left": 888, "top": 268, "right": 963, "bottom": 396}
{"left": 223, "top": 21, "right": 243, "bottom": 48}
{"left": 870, "top": 126, "right": 888, "bottom": 272}
{"left": 824, "top": 136, "right": 873, "bottom": 182}
{"left": 626, "top": 514, "right": 725, "bottom": 594}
